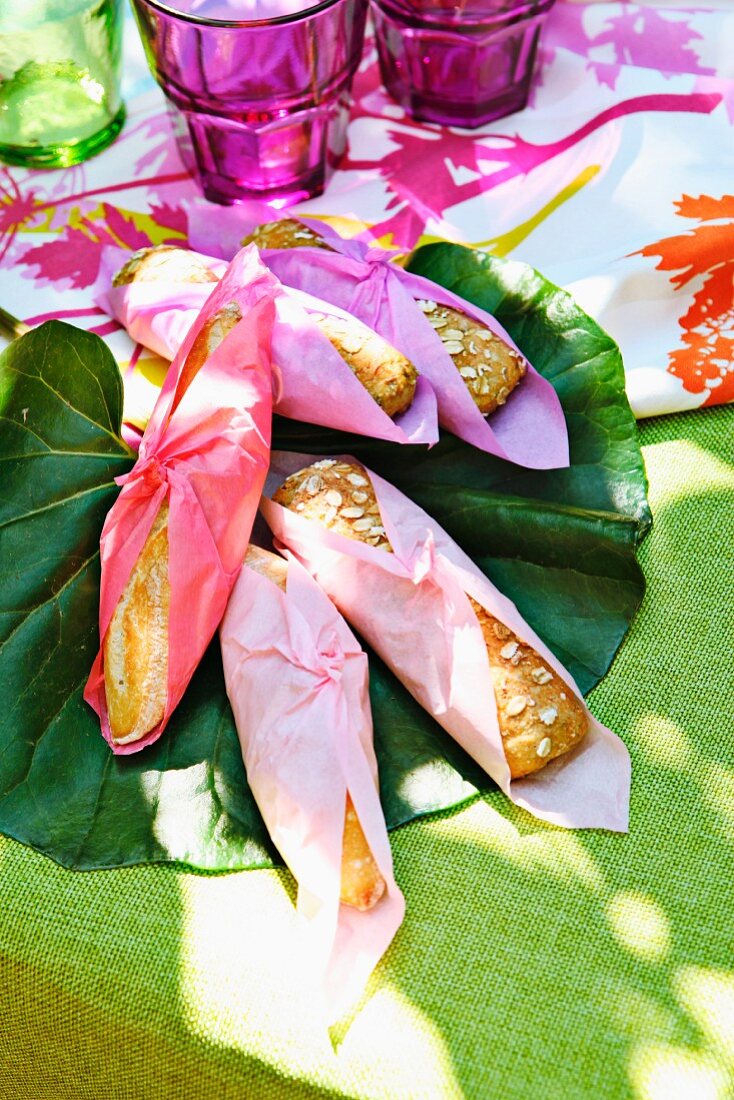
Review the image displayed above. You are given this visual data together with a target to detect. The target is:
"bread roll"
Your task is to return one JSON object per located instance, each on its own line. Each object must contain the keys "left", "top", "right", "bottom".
{"left": 104, "top": 501, "right": 170, "bottom": 745}
{"left": 243, "top": 545, "right": 386, "bottom": 911}
{"left": 103, "top": 306, "right": 240, "bottom": 745}
{"left": 273, "top": 462, "right": 589, "bottom": 779}
{"left": 113, "top": 244, "right": 219, "bottom": 287}
{"left": 415, "top": 298, "right": 526, "bottom": 416}
{"left": 111, "top": 243, "right": 417, "bottom": 419}
{"left": 241, "top": 219, "right": 333, "bottom": 252}
{"left": 308, "top": 311, "right": 417, "bottom": 418}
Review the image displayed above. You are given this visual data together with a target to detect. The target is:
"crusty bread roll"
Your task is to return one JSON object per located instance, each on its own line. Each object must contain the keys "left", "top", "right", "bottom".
{"left": 308, "top": 311, "right": 417, "bottom": 418}
{"left": 112, "top": 243, "right": 417, "bottom": 419}
{"left": 273, "top": 462, "right": 589, "bottom": 779}
{"left": 104, "top": 501, "right": 170, "bottom": 745}
{"left": 243, "top": 545, "right": 386, "bottom": 911}
{"left": 241, "top": 218, "right": 333, "bottom": 252}
{"left": 112, "top": 245, "right": 219, "bottom": 287}
{"left": 103, "top": 306, "right": 240, "bottom": 745}
{"left": 415, "top": 298, "right": 526, "bottom": 416}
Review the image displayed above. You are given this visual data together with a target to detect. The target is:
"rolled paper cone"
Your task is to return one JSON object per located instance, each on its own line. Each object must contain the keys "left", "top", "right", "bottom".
{"left": 220, "top": 551, "right": 405, "bottom": 1022}
{"left": 261, "top": 457, "right": 630, "bottom": 832}
{"left": 84, "top": 245, "right": 277, "bottom": 753}
{"left": 96, "top": 245, "right": 438, "bottom": 446}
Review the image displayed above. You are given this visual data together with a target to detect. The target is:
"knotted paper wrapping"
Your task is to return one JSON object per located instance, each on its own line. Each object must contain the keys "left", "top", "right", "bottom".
{"left": 84, "top": 246, "right": 276, "bottom": 754}
{"left": 261, "top": 457, "right": 630, "bottom": 831}
{"left": 189, "top": 210, "right": 570, "bottom": 470}
{"left": 97, "top": 246, "right": 438, "bottom": 446}
{"left": 220, "top": 552, "right": 404, "bottom": 1022}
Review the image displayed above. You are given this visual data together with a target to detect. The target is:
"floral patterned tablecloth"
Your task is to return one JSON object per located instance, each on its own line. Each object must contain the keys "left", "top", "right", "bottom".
{"left": 0, "top": 0, "right": 731, "bottom": 421}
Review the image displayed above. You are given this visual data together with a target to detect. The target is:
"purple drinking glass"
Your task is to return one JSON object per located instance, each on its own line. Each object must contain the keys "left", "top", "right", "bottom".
{"left": 370, "top": 0, "right": 556, "bottom": 128}
{"left": 130, "top": 0, "right": 368, "bottom": 205}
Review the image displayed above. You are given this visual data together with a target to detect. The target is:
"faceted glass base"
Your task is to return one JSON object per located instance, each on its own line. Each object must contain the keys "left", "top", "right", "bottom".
{"left": 0, "top": 104, "right": 125, "bottom": 169}
{"left": 372, "top": 0, "right": 553, "bottom": 129}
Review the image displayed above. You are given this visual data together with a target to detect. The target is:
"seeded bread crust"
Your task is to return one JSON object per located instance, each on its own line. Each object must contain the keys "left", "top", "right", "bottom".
{"left": 112, "top": 245, "right": 219, "bottom": 288}
{"left": 310, "top": 311, "right": 417, "bottom": 418}
{"left": 274, "top": 460, "right": 390, "bottom": 550}
{"left": 415, "top": 298, "right": 526, "bottom": 416}
{"left": 240, "top": 218, "right": 333, "bottom": 252}
{"left": 104, "top": 502, "right": 170, "bottom": 745}
{"left": 243, "top": 544, "right": 386, "bottom": 910}
{"left": 274, "top": 462, "right": 589, "bottom": 778}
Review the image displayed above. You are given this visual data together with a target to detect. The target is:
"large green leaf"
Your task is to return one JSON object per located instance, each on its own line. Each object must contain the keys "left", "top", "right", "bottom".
{"left": 0, "top": 241, "right": 650, "bottom": 873}
{"left": 0, "top": 321, "right": 482, "bottom": 871}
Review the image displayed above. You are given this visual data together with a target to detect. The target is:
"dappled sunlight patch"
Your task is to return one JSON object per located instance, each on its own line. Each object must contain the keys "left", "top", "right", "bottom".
{"left": 430, "top": 802, "right": 608, "bottom": 893}
{"left": 178, "top": 872, "right": 462, "bottom": 1096}
{"left": 605, "top": 986, "right": 679, "bottom": 1046}
{"left": 395, "top": 760, "right": 479, "bottom": 819}
{"left": 699, "top": 763, "right": 734, "bottom": 843}
{"left": 632, "top": 715, "right": 693, "bottom": 770}
{"left": 428, "top": 799, "right": 519, "bottom": 851}
{"left": 674, "top": 966, "right": 734, "bottom": 1069}
{"left": 139, "top": 765, "right": 237, "bottom": 862}
{"left": 642, "top": 440, "right": 734, "bottom": 509}
{"left": 521, "top": 832, "right": 607, "bottom": 894}
{"left": 178, "top": 870, "right": 335, "bottom": 1072}
{"left": 606, "top": 892, "right": 671, "bottom": 962}
{"left": 336, "top": 987, "right": 464, "bottom": 1098}
{"left": 629, "top": 1043, "right": 730, "bottom": 1100}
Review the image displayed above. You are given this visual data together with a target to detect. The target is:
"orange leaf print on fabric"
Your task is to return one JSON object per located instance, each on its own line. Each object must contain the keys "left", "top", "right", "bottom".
{"left": 636, "top": 195, "right": 734, "bottom": 406}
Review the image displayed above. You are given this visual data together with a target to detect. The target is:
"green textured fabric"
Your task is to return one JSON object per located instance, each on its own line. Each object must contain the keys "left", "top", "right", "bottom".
{"left": 1, "top": 406, "right": 732, "bottom": 1100}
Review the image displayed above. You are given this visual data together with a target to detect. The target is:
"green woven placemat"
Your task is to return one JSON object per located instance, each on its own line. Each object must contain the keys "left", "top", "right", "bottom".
{"left": 1, "top": 406, "right": 732, "bottom": 1100}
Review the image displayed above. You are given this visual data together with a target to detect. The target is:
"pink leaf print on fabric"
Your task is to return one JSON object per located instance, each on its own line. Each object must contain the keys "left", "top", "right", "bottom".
{"left": 0, "top": 170, "right": 39, "bottom": 264}
{"left": 545, "top": 4, "right": 714, "bottom": 90}
{"left": 19, "top": 222, "right": 116, "bottom": 289}
{"left": 101, "top": 204, "right": 153, "bottom": 252}
{"left": 129, "top": 110, "right": 187, "bottom": 180}
{"left": 344, "top": 77, "right": 721, "bottom": 248}
{"left": 148, "top": 201, "right": 189, "bottom": 242}
{"left": 21, "top": 203, "right": 152, "bottom": 289}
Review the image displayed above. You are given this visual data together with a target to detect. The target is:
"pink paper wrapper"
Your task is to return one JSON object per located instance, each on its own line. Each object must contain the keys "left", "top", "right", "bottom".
{"left": 97, "top": 245, "right": 438, "bottom": 446}
{"left": 84, "top": 246, "right": 277, "bottom": 754}
{"left": 261, "top": 456, "right": 630, "bottom": 832}
{"left": 188, "top": 209, "right": 570, "bottom": 469}
{"left": 220, "top": 552, "right": 404, "bottom": 1022}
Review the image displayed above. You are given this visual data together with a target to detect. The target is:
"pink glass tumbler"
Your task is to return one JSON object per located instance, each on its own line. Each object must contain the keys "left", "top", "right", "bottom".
{"left": 370, "top": 0, "right": 556, "bottom": 128}
{"left": 130, "top": 0, "right": 368, "bottom": 205}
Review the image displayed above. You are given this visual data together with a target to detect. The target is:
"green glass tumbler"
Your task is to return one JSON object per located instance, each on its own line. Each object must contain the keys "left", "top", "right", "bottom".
{"left": 0, "top": 0, "right": 125, "bottom": 168}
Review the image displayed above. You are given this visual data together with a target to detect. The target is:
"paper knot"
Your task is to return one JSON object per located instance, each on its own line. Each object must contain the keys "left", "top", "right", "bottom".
{"left": 115, "top": 453, "right": 168, "bottom": 491}
{"left": 349, "top": 250, "right": 399, "bottom": 327}
{"left": 314, "top": 631, "right": 346, "bottom": 686}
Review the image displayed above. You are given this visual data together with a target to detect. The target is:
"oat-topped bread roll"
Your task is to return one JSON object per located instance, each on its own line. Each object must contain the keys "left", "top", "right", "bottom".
{"left": 104, "top": 501, "right": 170, "bottom": 746}
{"left": 241, "top": 218, "right": 333, "bottom": 252}
{"left": 112, "top": 244, "right": 219, "bottom": 288}
{"left": 309, "top": 311, "right": 418, "bottom": 419}
{"left": 415, "top": 297, "right": 526, "bottom": 416}
{"left": 274, "top": 462, "right": 589, "bottom": 778}
{"left": 243, "top": 544, "right": 386, "bottom": 910}
{"left": 103, "top": 304, "right": 241, "bottom": 745}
